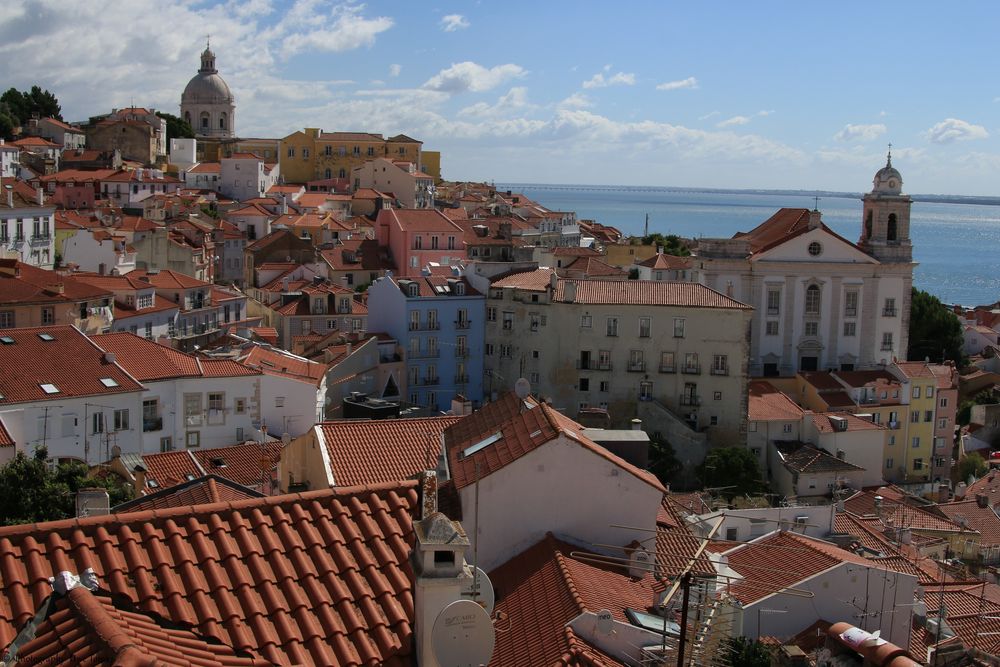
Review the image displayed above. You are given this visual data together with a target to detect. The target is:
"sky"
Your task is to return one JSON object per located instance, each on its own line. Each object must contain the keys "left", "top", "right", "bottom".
{"left": 3, "top": 1, "right": 1000, "bottom": 195}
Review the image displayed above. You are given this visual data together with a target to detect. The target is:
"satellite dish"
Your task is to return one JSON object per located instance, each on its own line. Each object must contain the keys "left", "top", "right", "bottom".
{"left": 595, "top": 609, "right": 614, "bottom": 635}
{"left": 431, "top": 599, "right": 495, "bottom": 667}
{"left": 514, "top": 377, "right": 531, "bottom": 399}
{"left": 461, "top": 567, "right": 495, "bottom": 615}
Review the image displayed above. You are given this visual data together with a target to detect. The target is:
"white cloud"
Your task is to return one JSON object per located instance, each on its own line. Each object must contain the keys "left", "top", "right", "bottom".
{"left": 440, "top": 14, "right": 469, "bottom": 32}
{"left": 582, "top": 71, "right": 635, "bottom": 89}
{"left": 459, "top": 87, "right": 533, "bottom": 117}
{"left": 925, "top": 118, "right": 989, "bottom": 144}
{"left": 389, "top": 63, "right": 401, "bottom": 77}
{"left": 698, "top": 111, "right": 720, "bottom": 121}
{"left": 558, "top": 93, "right": 593, "bottom": 109}
{"left": 423, "top": 61, "right": 525, "bottom": 94}
{"left": 656, "top": 76, "right": 698, "bottom": 91}
{"left": 834, "top": 123, "right": 887, "bottom": 142}
{"left": 717, "top": 116, "right": 750, "bottom": 128}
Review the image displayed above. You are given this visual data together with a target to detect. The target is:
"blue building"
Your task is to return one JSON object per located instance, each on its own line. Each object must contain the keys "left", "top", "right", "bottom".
{"left": 367, "top": 273, "right": 485, "bottom": 412}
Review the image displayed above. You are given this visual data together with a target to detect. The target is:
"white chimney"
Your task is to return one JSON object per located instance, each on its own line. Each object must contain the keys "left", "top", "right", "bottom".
{"left": 36, "top": 186, "right": 44, "bottom": 206}
{"left": 564, "top": 281, "right": 577, "bottom": 303}
{"left": 5, "top": 185, "right": 12, "bottom": 209}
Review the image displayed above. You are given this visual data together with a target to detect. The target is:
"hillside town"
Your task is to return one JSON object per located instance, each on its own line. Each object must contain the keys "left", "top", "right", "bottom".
{"left": 3, "top": 43, "right": 1000, "bottom": 667}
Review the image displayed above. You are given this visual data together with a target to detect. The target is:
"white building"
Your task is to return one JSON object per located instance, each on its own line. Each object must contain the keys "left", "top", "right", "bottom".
{"left": 73, "top": 273, "right": 178, "bottom": 342}
{"left": 351, "top": 157, "right": 433, "bottom": 209}
{"left": 61, "top": 228, "right": 136, "bottom": 275}
{"left": 0, "top": 181, "right": 55, "bottom": 270}
{"left": 696, "top": 156, "right": 913, "bottom": 376}
{"left": 0, "top": 142, "right": 20, "bottom": 178}
{"left": 180, "top": 42, "right": 236, "bottom": 139}
{"left": 0, "top": 325, "right": 145, "bottom": 464}
{"left": 220, "top": 153, "right": 279, "bottom": 202}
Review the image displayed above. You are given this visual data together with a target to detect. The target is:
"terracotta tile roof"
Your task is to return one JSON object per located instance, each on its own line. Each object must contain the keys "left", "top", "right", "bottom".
{"left": 833, "top": 369, "right": 899, "bottom": 388}
{"left": 92, "top": 333, "right": 211, "bottom": 381}
{"left": 559, "top": 256, "right": 628, "bottom": 278}
{"left": 198, "top": 358, "right": 261, "bottom": 378}
{"left": 191, "top": 440, "right": 283, "bottom": 489}
{"left": 394, "top": 275, "right": 480, "bottom": 298}
{"left": 724, "top": 531, "right": 880, "bottom": 605}
{"left": 490, "top": 267, "right": 555, "bottom": 291}
{"left": 377, "top": 208, "right": 464, "bottom": 233}
{"left": 797, "top": 371, "right": 844, "bottom": 391}
{"left": 320, "top": 239, "right": 395, "bottom": 272}
{"left": 551, "top": 247, "right": 599, "bottom": 257}
{"left": 748, "top": 381, "right": 804, "bottom": 421}
{"left": 0, "top": 481, "right": 420, "bottom": 665}
{"left": 8, "top": 585, "right": 271, "bottom": 666}
{"left": 227, "top": 203, "right": 273, "bottom": 217}
{"left": 554, "top": 278, "right": 750, "bottom": 309}
{"left": 937, "top": 500, "right": 1000, "bottom": 546}
{"left": 10, "top": 136, "right": 60, "bottom": 148}
{"left": 844, "top": 491, "right": 969, "bottom": 533}
{"left": 0, "top": 259, "right": 113, "bottom": 304}
{"left": 0, "top": 418, "right": 13, "bottom": 447}
{"left": 637, "top": 252, "right": 692, "bottom": 269}
{"left": 317, "top": 416, "right": 462, "bottom": 487}
{"left": 0, "top": 325, "right": 142, "bottom": 405}
{"left": 128, "top": 268, "right": 210, "bottom": 289}
{"left": 113, "top": 475, "right": 265, "bottom": 513}
{"left": 809, "top": 412, "right": 884, "bottom": 433}
{"left": 239, "top": 346, "right": 328, "bottom": 385}
{"left": 776, "top": 442, "right": 865, "bottom": 474}
{"left": 489, "top": 534, "right": 648, "bottom": 667}
{"left": 444, "top": 392, "right": 665, "bottom": 494}
{"left": 140, "top": 450, "right": 203, "bottom": 489}
{"left": 963, "top": 471, "right": 1000, "bottom": 506}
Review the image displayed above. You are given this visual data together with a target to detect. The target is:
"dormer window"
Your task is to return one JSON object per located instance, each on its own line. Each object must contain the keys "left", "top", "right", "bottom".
{"left": 408, "top": 283, "right": 419, "bottom": 298}
{"left": 454, "top": 282, "right": 465, "bottom": 296}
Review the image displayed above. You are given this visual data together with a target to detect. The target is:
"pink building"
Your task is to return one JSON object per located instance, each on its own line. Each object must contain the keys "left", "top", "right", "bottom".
{"left": 375, "top": 208, "right": 466, "bottom": 276}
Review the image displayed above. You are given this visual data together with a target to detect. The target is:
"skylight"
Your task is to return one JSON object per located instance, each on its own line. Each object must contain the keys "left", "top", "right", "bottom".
{"left": 39, "top": 383, "right": 60, "bottom": 394}
{"left": 99, "top": 378, "right": 119, "bottom": 388}
{"left": 462, "top": 431, "right": 502, "bottom": 458}
{"left": 0, "top": 337, "right": 14, "bottom": 345}
{"left": 626, "top": 609, "right": 680, "bottom": 637}
{"left": 37, "top": 333, "right": 55, "bottom": 341}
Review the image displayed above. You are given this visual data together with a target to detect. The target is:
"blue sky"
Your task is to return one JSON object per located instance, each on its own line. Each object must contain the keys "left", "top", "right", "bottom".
{"left": 2, "top": 1, "right": 999, "bottom": 194}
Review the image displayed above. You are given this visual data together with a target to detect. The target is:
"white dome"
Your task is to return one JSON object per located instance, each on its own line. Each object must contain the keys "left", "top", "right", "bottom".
{"left": 872, "top": 152, "right": 902, "bottom": 195}
{"left": 182, "top": 73, "right": 233, "bottom": 103}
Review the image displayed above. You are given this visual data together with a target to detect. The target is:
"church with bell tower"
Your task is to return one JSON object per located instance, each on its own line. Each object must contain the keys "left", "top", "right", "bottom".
{"left": 180, "top": 40, "right": 235, "bottom": 139}
{"left": 694, "top": 153, "right": 915, "bottom": 376}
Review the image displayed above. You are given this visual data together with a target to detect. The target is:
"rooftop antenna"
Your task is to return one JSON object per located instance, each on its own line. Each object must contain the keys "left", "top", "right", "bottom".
{"left": 644, "top": 212, "right": 649, "bottom": 239}
{"left": 887, "top": 142, "right": 892, "bottom": 167}
{"left": 813, "top": 195, "right": 821, "bottom": 212}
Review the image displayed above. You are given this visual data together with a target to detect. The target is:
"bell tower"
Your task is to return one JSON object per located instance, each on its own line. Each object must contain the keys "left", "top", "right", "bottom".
{"left": 859, "top": 148, "right": 912, "bottom": 263}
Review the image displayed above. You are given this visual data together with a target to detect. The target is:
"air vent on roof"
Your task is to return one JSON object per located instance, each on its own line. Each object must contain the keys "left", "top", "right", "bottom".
{"left": 462, "top": 432, "right": 502, "bottom": 458}
{"left": 39, "top": 383, "right": 59, "bottom": 394}
{"left": 211, "top": 457, "right": 226, "bottom": 468}
{"left": 147, "top": 479, "right": 159, "bottom": 488}
{"left": 37, "top": 333, "right": 55, "bottom": 341}
{"left": 0, "top": 337, "right": 14, "bottom": 345}
{"left": 99, "top": 378, "right": 119, "bottom": 388}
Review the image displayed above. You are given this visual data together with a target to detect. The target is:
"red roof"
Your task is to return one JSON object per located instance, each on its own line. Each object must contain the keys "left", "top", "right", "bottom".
{"left": 844, "top": 490, "right": 969, "bottom": 533}
{"left": 10, "top": 585, "right": 271, "bottom": 666}
{"left": 0, "top": 325, "right": 143, "bottom": 405}
{"left": 0, "top": 259, "right": 113, "bottom": 305}
{"left": 554, "top": 278, "right": 750, "bottom": 309}
{"left": 734, "top": 208, "right": 867, "bottom": 257}
{"left": 140, "top": 450, "right": 203, "bottom": 489}
{"left": 809, "top": 412, "right": 884, "bottom": 433}
{"left": 748, "top": 381, "right": 805, "bottom": 421}
{"left": 114, "top": 475, "right": 264, "bottom": 513}
{"left": 128, "top": 268, "right": 211, "bottom": 289}
{"left": 937, "top": 499, "right": 1000, "bottom": 546}
{"left": 94, "top": 333, "right": 259, "bottom": 381}
{"left": 444, "top": 392, "right": 665, "bottom": 493}
{"left": 316, "top": 417, "right": 462, "bottom": 487}
{"left": 637, "top": 252, "right": 692, "bottom": 270}
{"left": 191, "top": 440, "right": 283, "bottom": 488}
{"left": 559, "top": 256, "right": 628, "bottom": 278}
{"left": 377, "top": 208, "right": 464, "bottom": 233}
{"left": 491, "top": 267, "right": 556, "bottom": 291}
{"left": 0, "top": 418, "right": 13, "bottom": 447}
{"left": 240, "top": 346, "right": 328, "bottom": 385}
{"left": 0, "top": 481, "right": 420, "bottom": 665}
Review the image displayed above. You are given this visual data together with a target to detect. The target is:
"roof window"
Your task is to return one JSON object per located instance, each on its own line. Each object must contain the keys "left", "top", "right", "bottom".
{"left": 37, "top": 333, "right": 55, "bottom": 341}
{"left": 100, "top": 378, "right": 119, "bottom": 388}
{"left": 40, "top": 383, "right": 60, "bottom": 394}
{"left": 0, "top": 337, "right": 14, "bottom": 345}
{"left": 210, "top": 457, "right": 227, "bottom": 468}
{"left": 462, "top": 431, "right": 502, "bottom": 458}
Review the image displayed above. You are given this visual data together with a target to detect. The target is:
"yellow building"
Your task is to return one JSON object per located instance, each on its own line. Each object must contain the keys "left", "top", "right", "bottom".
{"left": 421, "top": 150, "right": 442, "bottom": 183}
{"left": 278, "top": 129, "right": 425, "bottom": 184}
{"left": 604, "top": 242, "right": 658, "bottom": 268}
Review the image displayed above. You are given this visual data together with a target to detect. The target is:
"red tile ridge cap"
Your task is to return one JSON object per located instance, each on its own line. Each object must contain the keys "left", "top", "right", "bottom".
{"left": 552, "top": 540, "right": 587, "bottom": 615}
{"left": 0, "top": 479, "right": 420, "bottom": 533}
{"left": 64, "top": 587, "right": 147, "bottom": 663}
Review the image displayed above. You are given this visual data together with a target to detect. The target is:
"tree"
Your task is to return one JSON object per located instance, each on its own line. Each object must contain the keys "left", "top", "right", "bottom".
{"left": 908, "top": 287, "right": 964, "bottom": 366}
{"left": 156, "top": 111, "right": 195, "bottom": 142}
{"left": 956, "top": 453, "right": 988, "bottom": 482}
{"left": 696, "top": 447, "right": 764, "bottom": 499}
{"left": 721, "top": 636, "right": 771, "bottom": 667}
{"left": 648, "top": 438, "right": 683, "bottom": 485}
{"left": 957, "top": 388, "right": 1000, "bottom": 425}
{"left": 0, "top": 86, "right": 62, "bottom": 127}
{"left": 640, "top": 232, "right": 691, "bottom": 256}
{"left": 0, "top": 447, "right": 133, "bottom": 526}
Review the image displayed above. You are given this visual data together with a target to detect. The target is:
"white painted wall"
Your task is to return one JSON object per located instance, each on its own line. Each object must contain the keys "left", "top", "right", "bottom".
{"left": 689, "top": 505, "right": 836, "bottom": 542}
{"left": 456, "top": 434, "right": 662, "bottom": 572}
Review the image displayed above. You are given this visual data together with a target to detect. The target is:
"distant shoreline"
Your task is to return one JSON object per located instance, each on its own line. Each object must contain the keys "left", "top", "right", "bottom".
{"left": 495, "top": 183, "right": 1000, "bottom": 208}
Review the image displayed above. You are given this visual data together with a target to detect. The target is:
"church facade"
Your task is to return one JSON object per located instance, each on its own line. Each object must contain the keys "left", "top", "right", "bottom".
{"left": 695, "top": 155, "right": 914, "bottom": 376}
{"left": 180, "top": 43, "right": 235, "bottom": 139}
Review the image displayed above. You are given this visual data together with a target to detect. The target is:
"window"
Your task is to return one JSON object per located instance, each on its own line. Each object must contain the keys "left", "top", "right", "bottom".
{"left": 912, "top": 385, "right": 920, "bottom": 399}
{"left": 639, "top": 381, "right": 653, "bottom": 401}
{"left": 883, "top": 298, "right": 897, "bottom": 317}
{"left": 843, "top": 322, "right": 856, "bottom": 336}
{"left": 766, "top": 289, "right": 780, "bottom": 315}
{"left": 184, "top": 393, "right": 202, "bottom": 427}
{"left": 765, "top": 321, "right": 779, "bottom": 336}
{"left": 287, "top": 147, "right": 295, "bottom": 158}
{"left": 600, "top": 381, "right": 610, "bottom": 392}
{"left": 500, "top": 344, "right": 512, "bottom": 357}
{"left": 41, "top": 307, "right": 54, "bottom": 325}
{"left": 940, "top": 397, "right": 948, "bottom": 408}
{"left": 938, "top": 418, "right": 948, "bottom": 429}
{"left": 234, "top": 398, "right": 246, "bottom": 414}
{"left": 629, "top": 350, "right": 644, "bottom": 371}
{"left": 712, "top": 355, "right": 728, "bottom": 375}
{"left": 673, "top": 318, "right": 685, "bottom": 338}
{"left": 886, "top": 458, "right": 894, "bottom": 469}
{"left": 144, "top": 322, "right": 153, "bottom": 340}
{"left": 881, "top": 332, "right": 893, "bottom": 351}
{"left": 888, "top": 435, "right": 895, "bottom": 445}
{"left": 714, "top": 391, "right": 723, "bottom": 401}
{"left": 804, "top": 322, "right": 819, "bottom": 336}
{"left": 910, "top": 411, "right": 920, "bottom": 423}
{"left": 926, "top": 386, "right": 934, "bottom": 398}
{"left": 186, "top": 431, "right": 200, "bottom": 448}
{"left": 844, "top": 291, "right": 858, "bottom": 317}
{"left": 92, "top": 412, "right": 104, "bottom": 434}
{"left": 529, "top": 313, "right": 541, "bottom": 331}
{"left": 581, "top": 314, "right": 592, "bottom": 328}
{"left": 684, "top": 352, "right": 699, "bottom": 373}
{"left": 485, "top": 343, "right": 495, "bottom": 356}
{"left": 805, "top": 285, "right": 821, "bottom": 314}
{"left": 579, "top": 378, "right": 590, "bottom": 392}
{"left": 660, "top": 351, "right": 675, "bottom": 372}
{"left": 606, "top": 317, "right": 618, "bottom": 336}
{"left": 598, "top": 350, "right": 611, "bottom": 369}
{"left": 639, "top": 317, "right": 651, "bottom": 338}
{"left": 924, "top": 410, "right": 933, "bottom": 422}
{"left": 502, "top": 312, "right": 514, "bottom": 330}
{"left": 709, "top": 415, "right": 719, "bottom": 426}
{"left": 529, "top": 372, "right": 539, "bottom": 383}
{"left": 912, "top": 436, "right": 920, "bottom": 448}
{"left": 913, "top": 458, "right": 924, "bottom": 471}
{"left": 808, "top": 242, "right": 822, "bottom": 256}
{"left": 783, "top": 423, "right": 793, "bottom": 433}
{"left": 0, "top": 311, "right": 14, "bottom": 328}
{"left": 114, "top": 409, "right": 129, "bottom": 431}
{"left": 302, "top": 148, "right": 310, "bottom": 158}
{"left": 487, "top": 306, "right": 496, "bottom": 322}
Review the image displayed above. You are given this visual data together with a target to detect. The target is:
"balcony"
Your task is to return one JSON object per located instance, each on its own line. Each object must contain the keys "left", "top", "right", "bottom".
{"left": 627, "top": 362, "right": 646, "bottom": 373}
{"left": 421, "top": 376, "right": 440, "bottom": 386}
{"left": 659, "top": 364, "right": 676, "bottom": 373}
{"left": 888, "top": 421, "right": 899, "bottom": 430}
{"left": 143, "top": 417, "right": 163, "bottom": 432}
{"left": 882, "top": 308, "right": 897, "bottom": 317}
{"left": 454, "top": 374, "right": 469, "bottom": 384}
{"left": 577, "top": 359, "right": 612, "bottom": 371}
{"left": 682, "top": 364, "right": 701, "bottom": 375}
{"left": 680, "top": 395, "right": 701, "bottom": 407}
{"left": 455, "top": 320, "right": 471, "bottom": 330}
{"left": 409, "top": 350, "right": 440, "bottom": 359}
{"left": 710, "top": 367, "right": 729, "bottom": 376}
{"left": 766, "top": 308, "right": 779, "bottom": 316}
{"left": 881, "top": 344, "right": 894, "bottom": 352}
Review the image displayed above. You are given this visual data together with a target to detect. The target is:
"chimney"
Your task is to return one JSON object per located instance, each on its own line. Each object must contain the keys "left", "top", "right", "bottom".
{"left": 807, "top": 209, "right": 821, "bottom": 230}
{"left": 103, "top": 352, "right": 116, "bottom": 364}
{"left": 132, "top": 464, "right": 147, "bottom": 496}
{"left": 36, "top": 186, "right": 44, "bottom": 206}
{"left": 411, "top": 470, "right": 473, "bottom": 667}
{"left": 75, "top": 488, "right": 110, "bottom": 517}
{"left": 631, "top": 418, "right": 642, "bottom": 431}
{"left": 564, "top": 281, "right": 577, "bottom": 303}
{"left": 977, "top": 493, "right": 989, "bottom": 508}
{"left": 5, "top": 185, "right": 12, "bottom": 208}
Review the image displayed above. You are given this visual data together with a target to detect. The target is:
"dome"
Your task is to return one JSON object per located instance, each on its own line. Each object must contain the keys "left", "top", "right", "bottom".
{"left": 872, "top": 151, "right": 902, "bottom": 195}
{"left": 182, "top": 72, "right": 233, "bottom": 103}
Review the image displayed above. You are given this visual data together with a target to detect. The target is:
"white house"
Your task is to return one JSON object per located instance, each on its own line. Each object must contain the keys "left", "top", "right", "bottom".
{"left": 61, "top": 228, "right": 137, "bottom": 275}
{"left": 74, "top": 273, "right": 178, "bottom": 342}
{"left": 0, "top": 325, "right": 145, "bottom": 464}
{"left": 0, "top": 142, "right": 19, "bottom": 178}
{"left": 442, "top": 391, "right": 666, "bottom": 571}
{"left": 220, "top": 153, "right": 279, "bottom": 202}
{"left": 0, "top": 181, "right": 55, "bottom": 270}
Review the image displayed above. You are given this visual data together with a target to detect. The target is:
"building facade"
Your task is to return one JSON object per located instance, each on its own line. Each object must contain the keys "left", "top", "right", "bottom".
{"left": 180, "top": 43, "right": 235, "bottom": 139}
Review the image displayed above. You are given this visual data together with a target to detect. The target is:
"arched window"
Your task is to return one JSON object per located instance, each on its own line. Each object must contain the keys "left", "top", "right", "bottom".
{"left": 805, "top": 284, "right": 821, "bottom": 315}
{"left": 219, "top": 112, "right": 227, "bottom": 130}
{"left": 865, "top": 210, "right": 873, "bottom": 239}
{"left": 184, "top": 111, "right": 191, "bottom": 125}
{"left": 338, "top": 168, "right": 346, "bottom": 178}
{"left": 887, "top": 213, "right": 897, "bottom": 241}
{"left": 200, "top": 112, "right": 209, "bottom": 130}
{"left": 325, "top": 168, "right": 332, "bottom": 179}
